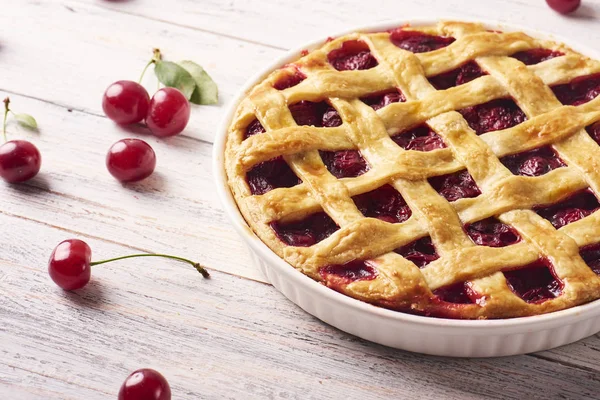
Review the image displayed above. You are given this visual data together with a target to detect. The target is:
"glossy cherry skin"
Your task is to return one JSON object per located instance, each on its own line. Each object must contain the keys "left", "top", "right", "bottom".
{"left": 106, "top": 139, "right": 156, "bottom": 183}
{"left": 118, "top": 369, "right": 171, "bottom": 400}
{"left": 48, "top": 239, "right": 92, "bottom": 290}
{"left": 102, "top": 81, "right": 150, "bottom": 125}
{"left": 546, "top": 0, "right": 581, "bottom": 14}
{"left": 146, "top": 88, "right": 190, "bottom": 137}
{"left": 0, "top": 140, "right": 41, "bottom": 183}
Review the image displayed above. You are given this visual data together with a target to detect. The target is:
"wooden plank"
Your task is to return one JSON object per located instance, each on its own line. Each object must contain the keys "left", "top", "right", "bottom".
{"left": 67, "top": 0, "right": 600, "bottom": 50}
{"left": 0, "top": 93, "right": 266, "bottom": 282}
{"left": 534, "top": 335, "right": 600, "bottom": 374}
{"left": 1, "top": 212, "right": 600, "bottom": 400}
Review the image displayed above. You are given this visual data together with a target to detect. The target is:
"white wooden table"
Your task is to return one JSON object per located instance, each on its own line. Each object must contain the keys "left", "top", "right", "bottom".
{"left": 2, "top": 1, "right": 600, "bottom": 399}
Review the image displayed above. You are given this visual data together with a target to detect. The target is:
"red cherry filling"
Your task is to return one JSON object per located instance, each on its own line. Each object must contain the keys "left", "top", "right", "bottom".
{"left": 352, "top": 184, "right": 412, "bottom": 223}
{"left": 511, "top": 49, "right": 564, "bottom": 66}
{"left": 244, "top": 119, "right": 266, "bottom": 140}
{"left": 579, "top": 243, "right": 600, "bottom": 275}
{"left": 361, "top": 89, "right": 406, "bottom": 111}
{"left": 552, "top": 74, "right": 600, "bottom": 106}
{"left": 389, "top": 29, "right": 455, "bottom": 53}
{"left": 428, "top": 61, "right": 486, "bottom": 90}
{"left": 320, "top": 260, "right": 377, "bottom": 284}
{"left": 327, "top": 40, "right": 378, "bottom": 71}
{"left": 246, "top": 157, "right": 301, "bottom": 195}
{"left": 394, "top": 236, "right": 439, "bottom": 268}
{"left": 271, "top": 212, "right": 339, "bottom": 247}
{"left": 391, "top": 124, "right": 446, "bottom": 152}
{"left": 319, "top": 150, "right": 369, "bottom": 178}
{"left": 587, "top": 122, "right": 600, "bottom": 144}
{"left": 535, "top": 190, "right": 600, "bottom": 229}
{"left": 500, "top": 146, "right": 566, "bottom": 177}
{"left": 460, "top": 98, "right": 527, "bottom": 135}
{"left": 429, "top": 170, "right": 481, "bottom": 202}
{"left": 274, "top": 69, "right": 306, "bottom": 90}
{"left": 289, "top": 101, "right": 342, "bottom": 127}
{"left": 433, "top": 282, "right": 476, "bottom": 304}
{"left": 503, "top": 259, "right": 563, "bottom": 303}
{"left": 466, "top": 218, "right": 520, "bottom": 248}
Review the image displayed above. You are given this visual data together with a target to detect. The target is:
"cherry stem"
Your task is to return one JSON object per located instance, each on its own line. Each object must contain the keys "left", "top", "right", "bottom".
{"left": 90, "top": 253, "right": 210, "bottom": 278}
{"left": 138, "top": 48, "right": 163, "bottom": 85}
{"left": 2, "top": 97, "right": 10, "bottom": 142}
{"left": 138, "top": 61, "right": 153, "bottom": 84}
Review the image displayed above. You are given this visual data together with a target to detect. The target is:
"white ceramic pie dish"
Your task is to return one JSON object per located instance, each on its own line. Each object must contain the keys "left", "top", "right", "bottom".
{"left": 213, "top": 18, "right": 600, "bottom": 357}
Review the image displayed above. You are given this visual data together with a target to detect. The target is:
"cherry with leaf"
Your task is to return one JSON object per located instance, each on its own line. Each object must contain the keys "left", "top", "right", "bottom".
{"left": 102, "top": 48, "right": 217, "bottom": 137}
{"left": 0, "top": 97, "right": 41, "bottom": 183}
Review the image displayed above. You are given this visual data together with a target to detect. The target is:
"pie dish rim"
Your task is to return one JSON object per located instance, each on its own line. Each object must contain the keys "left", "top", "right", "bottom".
{"left": 213, "top": 17, "right": 600, "bottom": 353}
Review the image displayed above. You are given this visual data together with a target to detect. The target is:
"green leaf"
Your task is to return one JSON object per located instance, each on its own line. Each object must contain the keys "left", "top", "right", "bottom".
{"left": 154, "top": 60, "right": 196, "bottom": 99}
{"left": 14, "top": 113, "right": 37, "bottom": 130}
{"left": 178, "top": 60, "right": 218, "bottom": 105}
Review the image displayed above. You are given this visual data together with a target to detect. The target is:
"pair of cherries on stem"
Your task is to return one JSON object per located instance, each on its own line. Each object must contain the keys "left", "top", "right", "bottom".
{"left": 103, "top": 48, "right": 191, "bottom": 138}
{"left": 0, "top": 98, "right": 41, "bottom": 183}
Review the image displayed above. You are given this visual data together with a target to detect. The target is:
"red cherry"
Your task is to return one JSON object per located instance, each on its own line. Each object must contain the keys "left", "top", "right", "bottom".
{"left": 47, "top": 239, "right": 209, "bottom": 291}
{"left": 0, "top": 140, "right": 41, "bottom": 183}
{"left": 546, "top": 0, "right": 581, "bottom": 14}
{"left": 106, "top": 138, "right": 156, "bottom": 183}
{"left": 48, "top": 239, "right": 92, "bottom": 290}
{"left": 103, "top": 81, "right": 150, "bottom": 125}
{"left": 118, "top": 369, "right": 171, "bottom": 400}
{"left": 146, "top": 88, "right": 190, "bottom": 137}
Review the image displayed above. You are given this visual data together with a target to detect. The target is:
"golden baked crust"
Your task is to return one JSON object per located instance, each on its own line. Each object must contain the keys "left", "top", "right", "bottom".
{"left": 224, "top": 21, "right": 600, "bottom": 319}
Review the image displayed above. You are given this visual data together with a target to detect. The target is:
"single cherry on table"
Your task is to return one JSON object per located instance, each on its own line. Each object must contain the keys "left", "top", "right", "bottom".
{"left": 106, "top": 138, "right": 157, "bottom": 182}
{"left": 0, "top": 97, "right": 41, "bottom": 183}
{"left": 118, "top": 369, "right": 171, "bottom": 400}
{"left": 546, "top": 0, "right": 581, "bottom": 14}
{"left": 48, "top": 239, "right": 210, "bottom": 291}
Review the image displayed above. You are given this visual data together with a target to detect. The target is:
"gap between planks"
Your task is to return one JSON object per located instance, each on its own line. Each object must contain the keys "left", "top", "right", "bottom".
{"left": 0, "top": 363, "right": 113, "bottom": 397}
{"left": 0, "top": 207, "right": 269, "bottom": 286}
{"left": 0, "top": 88, "right": 214, "bottom": 147}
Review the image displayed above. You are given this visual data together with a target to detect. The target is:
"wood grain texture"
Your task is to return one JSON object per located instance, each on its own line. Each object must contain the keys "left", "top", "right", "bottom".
{"left": 1, "top": 0, "right": 600, "bottom": 398}
{"left": 0, "top": 92, "right": 265, "bottom": 282}
{"left": 2, "top": 213, "right": 600, "bottom": 400}
{"left": 70, "top": 0, "right": 600, "bottom": 49}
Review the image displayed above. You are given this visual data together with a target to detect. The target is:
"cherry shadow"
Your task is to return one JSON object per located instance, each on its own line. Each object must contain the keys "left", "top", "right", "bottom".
{"left": 115, "top": 122, "right": 152, "bottom": 137}
{"left": 27, "top": 173, "right": 52, "bottom": 191}
{"left": 569, "top": 4, "right": 598, "bottom": 19}
{"left": 4, "top": 173, "right": 52, "bottom": 193}
{"left": 121, "top": 171, "right": 167, "bottom": 193}
{"left": 61, "top": 279, "right": 108, "bottom": 306}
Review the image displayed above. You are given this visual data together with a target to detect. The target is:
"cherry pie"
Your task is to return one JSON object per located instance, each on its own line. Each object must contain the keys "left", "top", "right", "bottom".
{"left": 225, "top": 21, "right": 600, "bottom": 319}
